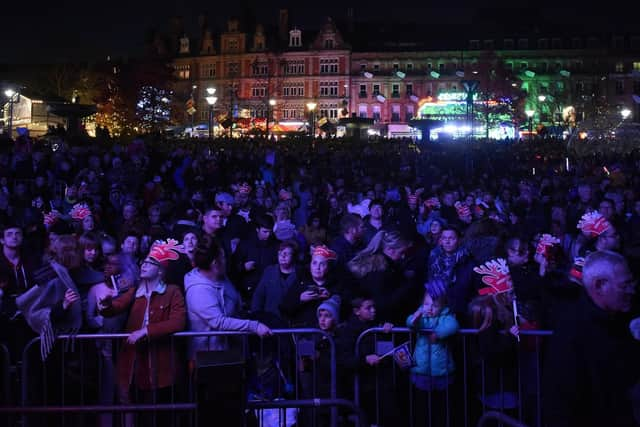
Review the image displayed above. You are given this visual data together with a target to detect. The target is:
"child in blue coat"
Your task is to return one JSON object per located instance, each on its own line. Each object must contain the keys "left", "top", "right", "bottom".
{"left": 407, "top": 279, "right": 459, "bottom": 427}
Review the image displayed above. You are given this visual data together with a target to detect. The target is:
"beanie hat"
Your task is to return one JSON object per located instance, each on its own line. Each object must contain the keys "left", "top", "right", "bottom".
{"left": 215, "top": 192, "right": 234, "bottom": 205}
{"left": 317, "top": 296, "right": 340, "bottom": 323}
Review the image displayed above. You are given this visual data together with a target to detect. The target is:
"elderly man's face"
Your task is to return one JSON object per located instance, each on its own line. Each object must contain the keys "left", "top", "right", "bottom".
{"left": 592, "top": 264, "right": 635, "bottom": 312}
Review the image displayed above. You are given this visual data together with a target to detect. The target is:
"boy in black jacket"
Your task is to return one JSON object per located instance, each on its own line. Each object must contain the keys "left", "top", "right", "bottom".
{"left": 336, "top": 293, "right": 395, "bottom": 426}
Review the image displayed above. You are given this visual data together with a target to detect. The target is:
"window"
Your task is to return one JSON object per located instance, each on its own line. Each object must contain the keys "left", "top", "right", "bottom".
{"left": 504, "top": 39, "right": 514, "bottom": 49}
{"left": 319, "top": 103, "right": 338, "bottom": 119}
{"left": 539, "top": 62, "right": 548, "bottom": 72}
{"left": 372, "top": 105, "right": 381, "bottom": 121}
{"left": 587, "top": 37, "right": 599, "bottom": 48}
{"left": 227, "top": 62, "right": 240, "bottom": 77}
{"left": 520, "top": 62, "right": 528, "bottom": 71}
{"left": 571, "top": 38, "right": 582, "bottom": 49}
{"left": 282, "top": 108, "right": 301, "bottom": 119}
{"left": 359, "top": 105, "right": 368, "bottom": 118}
{"left": 613, "top": 36, "right": 624, "bottom": 49}
{"left": 538, "top": 38, "right": 549, "bottom": 49}
{"left": 226, "top": 39, "right": 239, "bottom": 52}
{"left": 406, "top": 63, "right": 413, "bottom": 71}
{"left": 201, "top": 63, "right": 216, "bottom": 78}
{"left": 406, "top": 83, "right": 413, "bottom": 96}
{"left": 289, "top": 29, "right": 302, "bottom": 47}
{"left": 483, "top": 40, "right": 494, "bottom": 50}
{"left": 575, "top": 81, "right": 584, "bottom": 93}
{"left": 405, "top": 105, "right": 414, "bottom": 122}
{"left": 282, "top": 83, "right": 304, "bottom": 97}
{"left": 470, "top": 40, "right": 480, "bottom": 49}
{"left": 320, "top": 59, "right": 339, "bottom": 74}
{"left": 573, "top": 61, "right": 583, "bottom": 72}
{"left": 251, "top": 86, "right": 266, "bottom": 98}
{"left": 427, "top": 62, "right": 433, "bottom": 70}
{"left": 360, "top": 64, "right": 367, "bottom": 72}
{"left": 505, "top": 62, "right": 513, "bottom": 71}
{"left": 320, "top": 81, "right": 339, "bottom": 97}
{"left": 555, "top": 62, "right": 562, "bottom": 71}
{"left": 252, "top": 63, "right": 268, "bottom": 76}
{"left": 373, "top": 63, "right": 380, "bottom": 72}
{"left": 372, "top": 84, "right": 380, "bottom": 96}
{"left": 616, "top": 80, "right": 624, "bottom": 95}
{"left": 517, "top": 38, "right": 529, "bottom": 49}
{"left": 391, "top": 105, "right": 400, "bottom": 122}
{"left": 392, "top": 84, "right": 400, "bottom": 98}
{"left": 439, "top": 63, "right": 445, "bottom": 73}
{"left": 632, "top": 37, "right": 640, "bottom": 49}
{"left": 633, "top": 81, "right": 640, "bottom": 95}
{"left": 285, "top": 61, "right": 305, "bottom": 75}
{"left": 359, "top": 84, "right": 367, "bottom": 98}
{"left": 393, "top": 63, "right": 400, "bottom": 72}
{"left": 175, "top": 65, "right": 190, "bottom": 80}
{"left": 633, "top": 62, "right": 640, "bottom": 72}
{"left": 615, "top": 62, "right": 625, "bottom": 73}
{"left": 324, "top": 39, "right": 334, "bottom": 49}
{"left": 200, "top": 110, "right": 208, "bottom": 121}
{"left": 552, "top": 38, "right": 562, "bottom": 49}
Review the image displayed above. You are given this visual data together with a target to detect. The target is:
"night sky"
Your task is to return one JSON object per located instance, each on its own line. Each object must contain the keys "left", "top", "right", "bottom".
{"left": 2, "top": 1, "right": 631, "bottom": 64}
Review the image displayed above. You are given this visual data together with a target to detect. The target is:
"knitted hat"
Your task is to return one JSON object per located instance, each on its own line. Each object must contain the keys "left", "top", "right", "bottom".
{"left": 215, "top": 192, "right": 234, "bottom": 205}
{"left": 317, "top": 296, "right": 340, "bottom": 323}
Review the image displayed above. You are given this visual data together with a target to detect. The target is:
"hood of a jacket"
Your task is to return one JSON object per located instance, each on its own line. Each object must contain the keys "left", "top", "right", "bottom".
{"left": 184, "top": 268, "right": 224, "bottom": 293}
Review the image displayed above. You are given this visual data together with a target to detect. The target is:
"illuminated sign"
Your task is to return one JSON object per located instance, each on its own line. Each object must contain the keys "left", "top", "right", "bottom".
{"left": 437, "top": 92, "right": 478, "bottom": 101}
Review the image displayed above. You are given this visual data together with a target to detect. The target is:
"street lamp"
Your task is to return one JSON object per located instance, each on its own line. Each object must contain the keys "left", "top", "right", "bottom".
{"left": 4, "top": 89, "right": 18, "bottom": 139}
{"left": 205, "top": 87, "right": 217, "bottom": 140}
{"left": 538, "top": 95, "right": 546, "bottom": 102}
{"left": 306, "top": 102, "right": 317, "bottom": 137}
{"left": 621, "top": 108, "right": 631, "bottom": 120}
{"left": 267, "top": 99, "right": 276, "bottom": 138}
{"left": 525, "top": 109, "right": 535, "bottom": 140}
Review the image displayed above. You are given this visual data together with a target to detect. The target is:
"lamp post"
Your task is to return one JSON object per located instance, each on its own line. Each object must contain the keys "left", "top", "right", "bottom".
{"left": 4, "top": 89, "right": 18, "bottom": 139}
{"left": 205, "top": 87, "right": 217, "bottom": 140}
{"left": 525, "top": 109, "right": 535, "bottom": 140}
{"left": 306, "top": 102, "right": 317, "bottom": 137}
{"left": 267, "top": 99, "right": 276, "bottom": 138}
{"left": 621, "top": 108, "right": 631, "bottom": 120}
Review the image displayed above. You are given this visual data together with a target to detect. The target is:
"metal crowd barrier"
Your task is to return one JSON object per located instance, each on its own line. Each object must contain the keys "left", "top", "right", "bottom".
{"left": 4, "top": 329, "right": 353, "bottom": 427}
{"left": 0, "top": 343, "right": 9, "bottom": 405}
{"left": 354, "top": 327, "right": 553, "bottom": 427}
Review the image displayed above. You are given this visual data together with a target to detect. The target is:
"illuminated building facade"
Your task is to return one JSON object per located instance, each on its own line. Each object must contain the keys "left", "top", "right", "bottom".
{"left": 167, "top": 11, "right": 640, "bottom": 138}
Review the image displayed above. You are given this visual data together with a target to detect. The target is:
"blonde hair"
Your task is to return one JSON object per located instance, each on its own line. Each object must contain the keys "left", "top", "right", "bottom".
{"left": 348, "top": 230, "right": 409, "bottom": 278}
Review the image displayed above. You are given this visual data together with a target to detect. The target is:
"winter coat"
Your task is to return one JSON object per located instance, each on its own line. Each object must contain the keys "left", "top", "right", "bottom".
{"left": 407, "top": 307, "right": 459, "bottom": 377}
{"left": 232, "top": 236, "right": 279, "bottom": 295}
{"left": 280, "top": 274, "right": 343, "bottom": 327}
{"left": 251, "top": 264, "right": 300, "bottom": 319}
{"left": 101, "top": 282, "right": 186, "bottom": 390}
{"left": 543, "top": 291, "right": 640, "bottom": 427}
{"left": 352, "top": 255, "right": 417, "bottom": 324}
{"left": 184, "top": 268, "right": 260, "bottom": 354}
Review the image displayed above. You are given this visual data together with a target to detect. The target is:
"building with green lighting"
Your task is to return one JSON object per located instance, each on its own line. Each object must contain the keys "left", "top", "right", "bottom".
{"left": 162, "top": 9, "right": 640, "bottom": 139}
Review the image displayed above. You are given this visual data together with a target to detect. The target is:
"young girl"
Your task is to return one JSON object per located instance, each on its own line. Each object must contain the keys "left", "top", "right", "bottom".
{"left": 407, "top": 279, "right": 459, "bottom": 427}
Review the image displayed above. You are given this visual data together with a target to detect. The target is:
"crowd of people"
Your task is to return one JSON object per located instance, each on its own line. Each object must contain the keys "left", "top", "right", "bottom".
{"left": 0, "top": 131, "right": 639, "bottom": 427}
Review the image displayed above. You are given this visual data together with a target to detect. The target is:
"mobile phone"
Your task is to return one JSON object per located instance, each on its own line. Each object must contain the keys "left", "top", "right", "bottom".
{"left": 109, "top": 274, "right": 122, "bottom": 292}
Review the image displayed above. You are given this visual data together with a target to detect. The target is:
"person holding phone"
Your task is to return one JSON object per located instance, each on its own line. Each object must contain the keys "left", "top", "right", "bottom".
{"left": 280, "top": 245, "right": 343, "bottom": 327}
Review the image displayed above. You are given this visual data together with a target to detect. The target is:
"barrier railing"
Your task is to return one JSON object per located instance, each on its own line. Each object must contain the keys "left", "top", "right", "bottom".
{"left": 354, "top": 327, "right": 552, "bottom": 427}
{"left": 1, "top": 327, "right": 555, "bottom": 427}
{"left": 9, "top": 329, "right": 348, "bottom": 427}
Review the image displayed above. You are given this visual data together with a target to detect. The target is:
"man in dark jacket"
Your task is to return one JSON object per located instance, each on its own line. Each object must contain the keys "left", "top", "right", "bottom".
{"left": 232, "top": 214, "right": 278, "bottom": 303}
{"left": 543, "top": 251, "right": 639, "bottom": 427}
{"left": 329, "top": 213, "right": 364, "bottom": 272}
{"left": 0, "top": 224, "right": 38, "bottom": 363}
